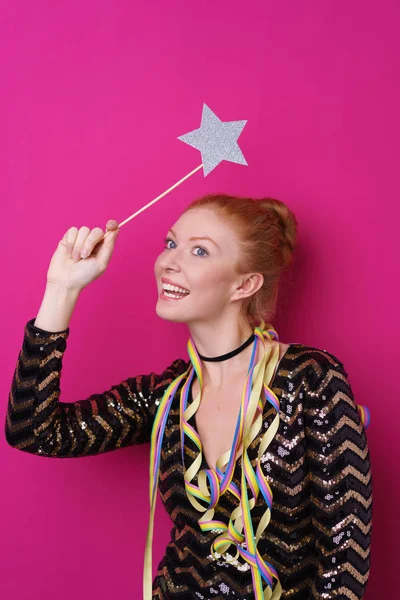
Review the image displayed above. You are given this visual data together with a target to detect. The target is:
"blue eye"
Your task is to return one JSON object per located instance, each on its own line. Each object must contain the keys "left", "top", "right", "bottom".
{"left": 163, "top": 237, "right": 208, "bottom": 257}
{"left": 193, "top": 247, "right": 208, "bottom": 257}
{"left": 164, "top": 238, "right": 176, "bottom": 249}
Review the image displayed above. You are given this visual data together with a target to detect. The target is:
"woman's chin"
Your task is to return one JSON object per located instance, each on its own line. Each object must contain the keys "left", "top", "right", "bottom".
{"left": 155, "top": 301, "right": 186, "bottom": 323}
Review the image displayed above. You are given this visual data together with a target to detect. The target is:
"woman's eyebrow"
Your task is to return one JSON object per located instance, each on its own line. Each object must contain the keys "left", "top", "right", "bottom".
{"left": 168, "top": 228, "right": 220, "bottom": 249}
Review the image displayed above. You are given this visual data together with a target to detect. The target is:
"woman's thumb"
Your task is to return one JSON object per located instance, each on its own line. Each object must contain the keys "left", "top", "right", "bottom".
{"left": 106, "top": 219, "right": 119, "bottom": 233}
{"left": 97, "top": 220, "right": 120, "bottom": 264}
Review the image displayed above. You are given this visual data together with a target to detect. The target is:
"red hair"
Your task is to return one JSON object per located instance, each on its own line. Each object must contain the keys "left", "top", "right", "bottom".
{"left": 183, "top": 194, "right": 298, "bottom": 329}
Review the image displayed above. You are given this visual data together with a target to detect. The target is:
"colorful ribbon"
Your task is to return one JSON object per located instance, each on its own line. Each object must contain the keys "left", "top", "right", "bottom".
{"left": 144, "top": 323, "right": 371, "bottom": 600}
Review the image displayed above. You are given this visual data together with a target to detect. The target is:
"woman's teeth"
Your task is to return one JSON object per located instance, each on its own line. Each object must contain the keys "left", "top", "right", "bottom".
{"left": 164, "top": 291, "right": 186, "bottom": 299}
{"left": 162, "top": 283, "right": 190, "bottom": 297}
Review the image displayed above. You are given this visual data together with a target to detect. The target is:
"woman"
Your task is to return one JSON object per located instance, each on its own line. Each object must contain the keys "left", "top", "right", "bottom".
{"left": 5, "top": 194, "right": 373, "bottom": 600}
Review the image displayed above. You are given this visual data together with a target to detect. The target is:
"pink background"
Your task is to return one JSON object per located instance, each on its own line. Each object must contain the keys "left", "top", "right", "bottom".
{"left": 1, "top": 0, "right": 398, "bottom": 598}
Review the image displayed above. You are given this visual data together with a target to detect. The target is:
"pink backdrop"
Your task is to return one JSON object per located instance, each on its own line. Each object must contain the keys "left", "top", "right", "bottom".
{"left": 1, "top": 1, "right": 398, "bottom": 597}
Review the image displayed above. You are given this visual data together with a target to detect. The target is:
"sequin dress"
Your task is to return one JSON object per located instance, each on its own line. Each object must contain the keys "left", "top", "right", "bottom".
{"left": 5, "top": 318, "right": 373, "bottom": 600}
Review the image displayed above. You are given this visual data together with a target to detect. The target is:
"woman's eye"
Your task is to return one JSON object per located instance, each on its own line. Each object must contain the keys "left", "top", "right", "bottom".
{"left": 164, "top": 238, "right": 176, "bottom": 249}
{"left": 163, "top": 238, "right": 208, "bottom": 257}
{"left": 193, "top": 247, "right": 208, "bottom": 257}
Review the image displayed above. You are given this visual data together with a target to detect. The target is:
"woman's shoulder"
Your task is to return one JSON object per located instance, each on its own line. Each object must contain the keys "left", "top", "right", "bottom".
{"left": 160, "top": 357, "right": 190, "bottom": 377}
{"left": 283, "top": 342, "right": 347, "bottom": 376}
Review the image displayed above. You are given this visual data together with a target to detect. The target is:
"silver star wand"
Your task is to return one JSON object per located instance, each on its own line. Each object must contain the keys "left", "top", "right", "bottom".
{"left": 103, "top": 103, "right": 247, "bottom": 239}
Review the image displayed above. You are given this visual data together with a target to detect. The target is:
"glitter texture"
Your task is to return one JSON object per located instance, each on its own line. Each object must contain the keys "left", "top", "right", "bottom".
{"left": 178, "top": 103, "right": 248, "bottom": 176}
{"left": 5, "top": 320, "right": 373, "bottom": 600}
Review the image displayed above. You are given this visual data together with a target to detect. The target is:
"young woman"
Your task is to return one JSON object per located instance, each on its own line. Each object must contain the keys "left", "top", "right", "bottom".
{"left": 5, "top": 194, "right": 373, "bottom": 600}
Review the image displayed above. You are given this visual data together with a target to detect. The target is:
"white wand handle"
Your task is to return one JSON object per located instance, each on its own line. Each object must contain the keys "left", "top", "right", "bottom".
{"left": 103, "top": 163, "right": 203, "bottom": 240}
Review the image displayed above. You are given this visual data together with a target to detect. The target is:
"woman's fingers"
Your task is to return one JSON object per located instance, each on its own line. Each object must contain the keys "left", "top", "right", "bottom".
{"left": 80, "top": 227, "right": 105, "bottom": 259}
{"left": 70, "top": 226, "right": 90, "bottom": 261}
{"left": 81, "top": 221, "right": 119, "bottom": 259}
{"left": 95, "top": 222, "right": 120, "bottom": 268}
{"left": 65, "top": 227, "right": 78, "bottom": 255}
{"left": 63, "top": 221, "right": 119, "bottom": 263}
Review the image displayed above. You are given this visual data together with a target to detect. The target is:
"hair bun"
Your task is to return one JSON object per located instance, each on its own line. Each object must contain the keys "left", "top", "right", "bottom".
{"left": 257, "top": 198, "right": 297, "bottom": 266}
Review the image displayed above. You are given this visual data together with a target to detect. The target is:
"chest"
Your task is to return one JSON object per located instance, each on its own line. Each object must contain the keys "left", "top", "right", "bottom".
{"left": 189, "top": 341, "right": 292, "bottom": 472}
{"left": 191, "top": 379, "right": 244, "bottom": 471}
{"left": 157, "top": 348, "right": 309, "bottom": 519}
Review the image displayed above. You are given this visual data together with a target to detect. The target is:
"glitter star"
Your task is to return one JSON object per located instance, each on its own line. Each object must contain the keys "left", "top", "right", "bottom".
{"left": 177, "top": 103, "right": 248, "bottom": 176}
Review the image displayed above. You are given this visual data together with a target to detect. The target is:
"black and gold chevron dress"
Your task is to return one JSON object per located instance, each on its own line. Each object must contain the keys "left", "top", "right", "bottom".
{"left": 5, "top": 318, "right": 373, "bottom": 600}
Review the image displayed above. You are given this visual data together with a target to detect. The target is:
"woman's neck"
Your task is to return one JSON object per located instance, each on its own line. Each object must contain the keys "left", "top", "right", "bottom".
{"left": 188, "top": 318, "right": 263, "bottom": 389}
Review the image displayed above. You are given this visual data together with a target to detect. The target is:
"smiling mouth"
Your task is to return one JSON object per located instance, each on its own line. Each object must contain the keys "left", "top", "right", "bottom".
{"left": 160, "top": 288, "right": 190, "bottom": 300}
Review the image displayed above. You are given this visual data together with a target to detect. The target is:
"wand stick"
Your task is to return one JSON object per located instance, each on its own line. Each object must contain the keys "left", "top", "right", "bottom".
{"left": 103, "top": 163, "right": 203, "bottom": 240}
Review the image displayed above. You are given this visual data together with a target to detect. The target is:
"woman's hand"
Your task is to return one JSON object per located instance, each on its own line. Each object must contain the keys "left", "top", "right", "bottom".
{"left": 46, "top": 220, "right": 121, "bottom": 292}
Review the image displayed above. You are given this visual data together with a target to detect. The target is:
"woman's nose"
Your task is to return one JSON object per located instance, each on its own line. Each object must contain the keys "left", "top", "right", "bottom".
{"left": 159, "top": 251, "right": 181, "bottom": 271}
{"left": 160, "top": 248, "right": 182, "bottom": 270}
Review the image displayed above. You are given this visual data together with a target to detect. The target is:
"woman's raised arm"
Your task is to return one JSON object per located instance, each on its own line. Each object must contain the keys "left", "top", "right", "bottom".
{"left": 5, "top": 220, "right": 190, "bottom": 457}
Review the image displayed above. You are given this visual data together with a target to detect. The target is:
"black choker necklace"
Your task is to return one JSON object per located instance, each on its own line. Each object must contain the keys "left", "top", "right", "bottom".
{"left": 198, "top": 332, "right": 255, "bottom": 362}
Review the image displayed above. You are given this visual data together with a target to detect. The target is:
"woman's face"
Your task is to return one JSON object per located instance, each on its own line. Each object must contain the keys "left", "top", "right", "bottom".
{"left": 154, "top": 207, "right": 245, "bottom": 324}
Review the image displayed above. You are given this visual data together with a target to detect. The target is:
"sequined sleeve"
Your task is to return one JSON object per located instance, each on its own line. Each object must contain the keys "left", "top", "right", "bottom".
{"left": 5, "top": 318, "right": 188, "bottom": 458}
{"left": 303, "top": 353, "right": 373, "bottom": 599}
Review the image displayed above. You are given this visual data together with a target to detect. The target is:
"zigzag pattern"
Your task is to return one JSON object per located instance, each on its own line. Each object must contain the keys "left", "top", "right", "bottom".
{"left": 5, "top": 319, "right": 373, "bottom": 599}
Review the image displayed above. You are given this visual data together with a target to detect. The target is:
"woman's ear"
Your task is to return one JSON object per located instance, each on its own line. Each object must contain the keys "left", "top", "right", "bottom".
{"left": 232, "top": 273, "right": 264, "bottom": 301}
